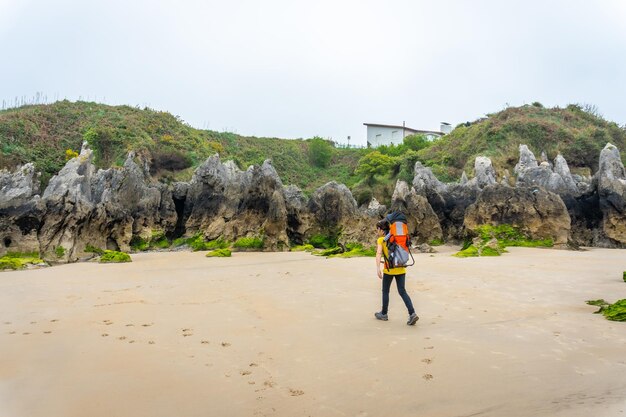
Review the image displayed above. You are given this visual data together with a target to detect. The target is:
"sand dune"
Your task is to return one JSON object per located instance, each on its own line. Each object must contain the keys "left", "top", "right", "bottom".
{"left": 1, "top": 246, "right": 625, "bottom": 417}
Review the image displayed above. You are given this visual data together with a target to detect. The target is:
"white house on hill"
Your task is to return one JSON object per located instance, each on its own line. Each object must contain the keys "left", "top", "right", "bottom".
{"left": 364, "top": 122, "right": 451, "bottom": 148}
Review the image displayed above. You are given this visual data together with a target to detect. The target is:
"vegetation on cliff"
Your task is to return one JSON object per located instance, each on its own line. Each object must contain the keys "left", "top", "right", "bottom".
{"left": 1, "top": 100, "right": 624, "bottom": 201}
{"left": 418, "top": 103, "right": 626, "bottom": 180}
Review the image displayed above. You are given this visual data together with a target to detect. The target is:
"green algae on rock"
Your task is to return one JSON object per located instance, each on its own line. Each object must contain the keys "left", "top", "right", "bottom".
{"left": 99, "top": 250, "right": 132, "bottom": 263}
{"left": 206, "top": 248, "right": 232, "bottom": 258}
{"left": 602, "top": 299, "right": 626, "bottom": 321}
{"left": 290, "top": 244, "right": 315, "bottom": 252}
{"left": 0, "top": 252, "right": 46, "bottom": 270}
{"left": 233, "top": 236, "right": 264, "bottom": 250}
{"left": 586, "top": 299, "right": 626, "bottom": 321}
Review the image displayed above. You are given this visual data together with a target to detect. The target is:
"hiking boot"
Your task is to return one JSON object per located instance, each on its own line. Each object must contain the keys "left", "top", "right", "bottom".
{"left": 374, "top": 312, "right": 388, "bottom": 321}
{"left": 407, "top": 313, "right": 419, "bottom": 325}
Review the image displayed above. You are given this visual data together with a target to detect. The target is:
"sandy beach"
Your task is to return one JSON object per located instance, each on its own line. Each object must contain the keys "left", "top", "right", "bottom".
{"left": 1, "top": 246, "right": 625, "bottom": 417}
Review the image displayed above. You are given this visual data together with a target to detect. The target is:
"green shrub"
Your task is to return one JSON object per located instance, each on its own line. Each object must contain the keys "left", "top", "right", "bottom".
{"left": 99, "top": 250, "right": 131, "bottom": 263}
{"left": 172, "top": 237, "right": 188, "bottom": 247}
{"left": 355, "top": 151, "right": 395, "bottom": 182}
{"left": 65, "top": 149, "right": 79, "bottom": 160}
{"left": 233, "top": 236, "right": 264, "bottom": 250}
{"left": 623, "top": 271, "right": 625, "bottom": 283}
{"left": 308, "top": 137, "right": 334, "bottom": 168}
{"left": 206, "top": 248, "right": 232, "bottom": 257}
{"left": 429, "top": 238, "right": 444, "bottom": 246}
{"left": 55, "top": 246, "right": 65, "bottom": 257}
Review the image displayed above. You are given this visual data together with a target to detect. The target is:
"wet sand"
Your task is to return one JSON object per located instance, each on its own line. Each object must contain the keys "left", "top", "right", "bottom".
{"left": 1, "top": 246, "right": 625, "bottom": 417}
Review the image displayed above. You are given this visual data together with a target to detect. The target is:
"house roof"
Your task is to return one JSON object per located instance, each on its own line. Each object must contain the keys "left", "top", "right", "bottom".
{"left": 363, "top": 123, "right": 443, "bottom": 136}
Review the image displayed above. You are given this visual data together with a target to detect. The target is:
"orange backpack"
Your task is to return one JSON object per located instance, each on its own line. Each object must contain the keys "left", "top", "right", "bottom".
{"left": 383, "top": 212, "right": 415, "bottom": 268}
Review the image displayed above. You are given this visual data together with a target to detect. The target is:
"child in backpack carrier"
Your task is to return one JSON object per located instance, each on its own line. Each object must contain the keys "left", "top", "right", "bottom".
{"left": 374, "top": 216, "right": 419, "bottom": 325}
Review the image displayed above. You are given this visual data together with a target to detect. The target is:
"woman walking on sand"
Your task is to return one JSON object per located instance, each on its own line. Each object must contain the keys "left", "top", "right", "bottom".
{"left": 374, "top": 218, "right": 419, "bottom": 325}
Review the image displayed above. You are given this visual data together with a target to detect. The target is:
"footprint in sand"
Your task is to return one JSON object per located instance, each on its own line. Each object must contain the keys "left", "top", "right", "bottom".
{"left": 142, "top": 323, "right": 153, "bottom": 327}
{"left": 240, "top": 370, "right": 252, "bottom": 376}
{"left": 263, "top": 380, "right": 275, "bottom": 388}
{"left": 201, "top": 340, "right": 209, "bottom": 344}
{"left": 182, "top": 328, "right": 193, "bottom": 337}
{"left": 50, "top": 319, "right": 59, "bottom": 323}
{"left": 221, "top": 342, "right": 231, "bottom": 347}
{"left": 289, "top": 388, "right": 305, "bottom": 396}
{"left": 8, "top": 331, "right": 16, "bottom": 335}
{"left": 102, "top": 333, "right": 109, "bottom": 337}
{"left": 148, "top": 341, "right": 155, "bottom": 344}
{"left": 422, "top": 374, "right": 433, "bottom": 381}
{"left": 125, "top": 324, "right": 134, "bottom": 327}
{"left": 118, "top": 336, "right": 127, "bottom": 341}
{"left": 424, "top": 346, "right": 434, "bottom": 350}
{"left": 129, "top": 340, "right": 135, "bottom": 344}
{"left": 249, "top": 363, "right": 258, "bottom": 367}
{"left": 43, "top": 331, "right": 52, "bottom": 334}
{"left": 103, "top": 320, "right": 113, "bottom": 326}
{"left": 30, "top": 321, "right": 37, "bottom": 324}
{"left": 22, "top": 332, "right": 30, "bottom": 335}
{"left": 3, "top": 322, "right": 11, "bottom": 325}
{"left": 422, "top": 358, "right": 433, "bottom": 364}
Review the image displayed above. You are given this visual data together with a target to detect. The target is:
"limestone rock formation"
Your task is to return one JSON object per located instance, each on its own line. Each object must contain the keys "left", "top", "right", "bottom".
{"left": 413, "top": 161, "right": 447, "bottom": 195}
{"left": 464, "top": 185, "right": 571, "bottom": 245}
{"left": 0, "top": 163, "right": 40, "bottom": 207}
{"left": 514, "top": 145, "right": 580, "bottom": 196}
{"left": 466, "top": 156, "right": 497, "bottom": 189}
{"left": 0, "top": 163, "right": 43, "bottom": 256}
{"left": 364, "top": 197, "right": 387, "bottom": 218}
{"left": 594, "top": 143, "right": 626, "bottom": 244}
{"left": 183, "top": 157, "right": 289, "bottom": 250}
{"left": 390, "top": 180, "right": 442, "bottom": 244}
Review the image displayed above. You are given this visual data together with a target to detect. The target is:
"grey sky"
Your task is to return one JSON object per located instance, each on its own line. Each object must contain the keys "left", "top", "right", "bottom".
{"left": 1, "top": 0, "right": 625, "bottom": 146}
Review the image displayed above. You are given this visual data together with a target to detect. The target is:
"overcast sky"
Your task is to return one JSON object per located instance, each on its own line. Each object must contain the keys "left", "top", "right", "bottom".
{"left": 1, "top": 0, "right": 625, "bottom": 146}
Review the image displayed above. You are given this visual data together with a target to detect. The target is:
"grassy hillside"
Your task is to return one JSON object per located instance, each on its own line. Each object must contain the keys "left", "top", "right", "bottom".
{"left": 1, "top": 101, "right": 624, "bottom": 202}
{"left": 0, "top": 101, "right": 366, "bottom": 192}
{"left": 417, "top": 103, "right": 626, "bottom": 181}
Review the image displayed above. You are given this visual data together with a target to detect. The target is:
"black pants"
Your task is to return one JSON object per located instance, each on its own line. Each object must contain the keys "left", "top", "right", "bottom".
{"left": 382, "top": 273, "right": 415, "bottom": 315}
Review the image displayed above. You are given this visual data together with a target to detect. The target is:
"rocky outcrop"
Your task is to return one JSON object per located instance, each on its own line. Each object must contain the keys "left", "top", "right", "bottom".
{"left": 307, "top": 181, "right": 373, "bottom": 245}
{"left": 514, "top": 145, "right": 581, "bottom": 196}
{"left": 390, "top": 180, "right": 442, "bottom": 244}
{"left": 595, "top": 143, "right": 626, "bottom": 245}
{"left": 36, "top": 146, "right": 176, "bottom": 261}
{"left": 466, "top": 156, "right": 497, "bottom": 189}
{"left": 464, "top": 185, "right": 571, "bottom": 245}
{"left": 0, "top": 164, "right": 43, "bottom": 256}
{"left": 2, "top": 140, "right": 625, "bottom": 262}
{"left": 182, "top": 156, "right": 289, "bottom": 250}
